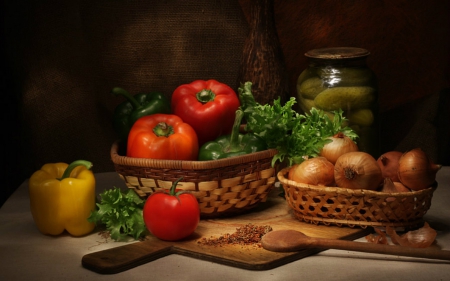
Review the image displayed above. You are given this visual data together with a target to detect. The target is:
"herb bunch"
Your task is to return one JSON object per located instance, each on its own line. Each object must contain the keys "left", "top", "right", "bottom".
{"left": 238, "top": 82, "right": 358, "bottom": 167}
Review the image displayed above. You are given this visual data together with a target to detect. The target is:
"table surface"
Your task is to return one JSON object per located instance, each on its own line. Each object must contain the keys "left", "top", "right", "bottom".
{"left": 1, "top": 167, "right": 449, "bottom": 281}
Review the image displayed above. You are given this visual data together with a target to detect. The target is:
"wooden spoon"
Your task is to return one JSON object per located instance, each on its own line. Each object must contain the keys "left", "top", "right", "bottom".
{"left": 261, "top": 230, "right": 450, "bottom": 261}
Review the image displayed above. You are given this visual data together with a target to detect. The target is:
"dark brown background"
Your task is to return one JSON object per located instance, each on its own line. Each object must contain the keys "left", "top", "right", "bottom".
{"left": 2, "top": 0, "right": 449, "bottom": 207}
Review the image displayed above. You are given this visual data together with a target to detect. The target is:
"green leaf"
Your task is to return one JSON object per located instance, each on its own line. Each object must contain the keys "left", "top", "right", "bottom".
{"left": 237, "top": 83, "right": 359, "bottom": 167}
{"left": 87, "top": 187, "right": 147, "bottom": 241}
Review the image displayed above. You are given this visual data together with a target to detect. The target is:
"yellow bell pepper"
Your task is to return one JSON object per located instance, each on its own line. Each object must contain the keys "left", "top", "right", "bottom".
{"left": 29, "top": 160, "right": 96, "bottom": 237}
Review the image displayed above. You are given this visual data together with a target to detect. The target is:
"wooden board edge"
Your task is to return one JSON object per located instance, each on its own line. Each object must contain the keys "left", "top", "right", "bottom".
{"left": 81, "top": 242, "right": 174, "bottom": 274}
{"left": 173, "top": 247, "right": 326, "bottom": 270}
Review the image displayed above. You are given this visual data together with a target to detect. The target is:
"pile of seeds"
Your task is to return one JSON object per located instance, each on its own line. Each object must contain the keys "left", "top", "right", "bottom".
{"left": 197, "top": 223, "right": 272, "bottom": 247}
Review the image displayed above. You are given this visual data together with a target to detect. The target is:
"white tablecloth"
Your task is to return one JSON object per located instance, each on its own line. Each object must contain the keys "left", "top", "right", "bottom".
{"left": 1, "top": 168, "right": 449, "bottom": 281}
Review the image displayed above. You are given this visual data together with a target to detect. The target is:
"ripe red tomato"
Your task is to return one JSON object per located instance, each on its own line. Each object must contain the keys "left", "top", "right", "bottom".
{"left": 143, "top": 178, "right": 200, "bottom": 241}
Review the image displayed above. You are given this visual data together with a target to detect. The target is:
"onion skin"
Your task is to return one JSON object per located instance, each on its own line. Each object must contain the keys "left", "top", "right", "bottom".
{"left": 334, "top": 151, "right": 382, "bottom": 190}
{"left": 386, "top": 222, "right": 437, "bottom": 248}
{"left": 377, "top": 151, "right": 402, "bottom": 182}
{"left": 319, "top": 132, "right": 359, "bottom": 164}
{"left": 381, "top": 178, "right": 410, "bottom": 193}
{"left": 397, "top": 148, "right": 441, "bottom": 191}
{"left": 288, "top": 157, "right": 335, "bottom": 186}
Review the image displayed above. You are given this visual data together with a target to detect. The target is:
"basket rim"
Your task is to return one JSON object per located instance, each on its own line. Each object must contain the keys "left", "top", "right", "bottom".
{"left": 277, "top": 167, "right": 437, "bottom": 197}
{"left": 111, "top": 140, "right": 278, "bottom": 170}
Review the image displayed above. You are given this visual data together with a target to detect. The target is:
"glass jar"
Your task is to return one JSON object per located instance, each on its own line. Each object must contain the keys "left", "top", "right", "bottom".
{"left": 296, "top": 47, "right": 379, "bottom": 158}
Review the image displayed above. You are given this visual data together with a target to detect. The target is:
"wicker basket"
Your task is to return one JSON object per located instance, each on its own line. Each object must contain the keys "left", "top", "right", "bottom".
{"left": 278, "top": 167, "right": 437, "bottom": 229}
{"left": 110, "top": 141, "right": 278, "bottom": 218}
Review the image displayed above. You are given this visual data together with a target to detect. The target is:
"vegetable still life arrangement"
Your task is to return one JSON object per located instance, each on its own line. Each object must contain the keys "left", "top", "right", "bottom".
{"left": 85, "top": 78, "right": 443, "bottom": 249}
{"left": 28, "top": 160, "right": 96, "bottom": 237}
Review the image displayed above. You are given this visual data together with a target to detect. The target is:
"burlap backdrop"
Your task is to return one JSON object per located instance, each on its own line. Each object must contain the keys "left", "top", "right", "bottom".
{"left": 8, "top": 0, "right": 249, "bottom": 176}
{"left": 3, "top": 0, "right": 449, "bottom": 207}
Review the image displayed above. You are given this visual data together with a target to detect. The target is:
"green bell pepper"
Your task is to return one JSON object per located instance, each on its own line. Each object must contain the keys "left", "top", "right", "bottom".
{"left": 112, "top": 87, "right": 171, "bottom": 141}
{"left": 198, "top": 109, "right": 267, "bottom": 160}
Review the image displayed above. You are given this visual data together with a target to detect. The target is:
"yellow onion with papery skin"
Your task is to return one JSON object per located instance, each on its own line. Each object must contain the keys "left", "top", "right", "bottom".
{"left": 377, "top": 151, "right": 403, "bottom": 182}
{"left": 334, "top": 151, "right": 382, "bottom": 190}
{"left": 397, "top": 148, "right": 441, "bottom": 191}
{"left": 319, "top": 132, "right": 358, "bottom": 164}
{"left": 289, "top": 157, "right": 335, "bottom": 186}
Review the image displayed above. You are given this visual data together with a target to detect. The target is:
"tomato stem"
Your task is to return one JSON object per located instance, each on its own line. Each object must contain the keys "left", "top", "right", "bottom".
{"left": 170, "top": 177, "right": 184, "bottom": 196}
{"left": 196, "top": 89, "right": 215, "bottom": 104}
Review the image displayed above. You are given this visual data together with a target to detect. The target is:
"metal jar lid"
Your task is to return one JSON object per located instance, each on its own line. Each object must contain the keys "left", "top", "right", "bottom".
{"left": 305, "top": 47, "right": 370, "bottom": 60}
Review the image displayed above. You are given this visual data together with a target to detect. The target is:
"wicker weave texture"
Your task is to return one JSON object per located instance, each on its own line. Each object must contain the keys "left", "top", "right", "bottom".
{"left": 111, "top": 141, "right": 278, "bottom": 218}
{"left": 278, "top": 168, "right": 436, "bottom": 229}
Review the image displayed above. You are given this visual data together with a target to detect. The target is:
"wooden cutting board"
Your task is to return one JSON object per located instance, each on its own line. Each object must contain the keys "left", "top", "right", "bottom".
{"left": 82, "top": 190, "right": 371, "bottom": 274}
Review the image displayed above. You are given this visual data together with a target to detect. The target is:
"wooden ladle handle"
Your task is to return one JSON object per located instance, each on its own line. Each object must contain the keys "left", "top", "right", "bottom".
{"left": 313, "top": 237, "right": 450, "bottom": 260}
{"left": 261, "top": 230, "right": 450, "bottom": 261}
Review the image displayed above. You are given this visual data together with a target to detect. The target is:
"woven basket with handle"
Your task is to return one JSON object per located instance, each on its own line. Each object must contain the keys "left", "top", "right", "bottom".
{"left": 277, "top": 167, "right": 437, "bottom": 229}
{"left": 111, "top": 141, "right": 278, "bottom": 218}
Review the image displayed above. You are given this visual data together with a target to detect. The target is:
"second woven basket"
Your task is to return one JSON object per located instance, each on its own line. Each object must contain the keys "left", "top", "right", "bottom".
{"left": 278, "top": 167, "right": 436, "bottom": 229}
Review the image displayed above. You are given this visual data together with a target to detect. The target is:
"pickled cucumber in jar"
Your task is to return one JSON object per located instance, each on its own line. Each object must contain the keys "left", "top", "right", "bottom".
{"left": 314, "top": 86, "right": 376, "bottom": 111}
{"left": 296, "top": 47, "right": 379, "bottom": 158}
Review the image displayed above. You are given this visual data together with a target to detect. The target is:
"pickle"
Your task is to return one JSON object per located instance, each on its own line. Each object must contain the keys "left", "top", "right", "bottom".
{"left": 314, "top": 86, "right": 375, "bottom": 111}
{"left": 297, "top": 77, "right": 326, "bottom": 99}
{"left": 297, "top": 69, "right": 309, "bottom": 84}
{"left": 347, "top": 109, "right": 374, "bottom": 127}
{"left": 323, "top": 111, "right": 337, "bottom": 122}
{"left": 298, "top": 96, "right": 315, "bottom": 113}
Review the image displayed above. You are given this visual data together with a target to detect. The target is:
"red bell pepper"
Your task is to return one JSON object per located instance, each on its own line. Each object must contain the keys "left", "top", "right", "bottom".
{"left": 171, "top": 79, "right": 240, "bottom": 145}
{"left": 127, "top": 114, "right": 199, "bottom": 160}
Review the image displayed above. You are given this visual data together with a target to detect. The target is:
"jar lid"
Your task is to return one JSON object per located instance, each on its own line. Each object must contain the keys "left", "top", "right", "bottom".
{"left": 305, "top": 47, "right": 370, "bottom": 59}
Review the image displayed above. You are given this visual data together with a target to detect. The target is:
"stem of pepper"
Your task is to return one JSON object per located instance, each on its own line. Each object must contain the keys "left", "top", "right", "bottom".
{"left": 226, "top": 109, "right": 244, "bottom": 153}
{"left": 196, "top": 89, "right": 216, "bottom": 104}
{"left": 153, "top": 122, "right": 174, "bottom": 137}
{"left": 58, "top": 160, "right": 93, "bottom": 181}
{"left": 112, "top": 87, "right": 142, "bottom": 110}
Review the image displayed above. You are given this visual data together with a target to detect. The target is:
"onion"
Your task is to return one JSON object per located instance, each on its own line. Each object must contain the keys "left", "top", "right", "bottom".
{"left": 377, "top": 151, "right": 402, "bottom": 182}
{"left": 319, "top": 132, "right": 359, "bottom": 164}
{"left": 288, "top": 157, "right": 335, "bottom": 186}
{"left": 381, "top": 178, "right": 410, "bottom": 193}
{"left": 381, "top": 178, "right": 411, "bottom": 202}
{"left": 334, "top": 151, "right": 382, "bottom": 190}
{"left": 397, "top": 148, "right": 441, "bottom": 191}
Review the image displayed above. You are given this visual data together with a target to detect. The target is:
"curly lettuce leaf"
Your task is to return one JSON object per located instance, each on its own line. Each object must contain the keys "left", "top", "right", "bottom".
{"left": 238, "top": 82, "right": 358, "bottom": 167}
{"left": 88, "top": 187, "right": 147, "bottom": 241}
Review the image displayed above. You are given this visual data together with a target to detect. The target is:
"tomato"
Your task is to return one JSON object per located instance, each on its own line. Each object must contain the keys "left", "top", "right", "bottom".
{"left": 127, "top": 114, "right": 198, "bottom": 160}
{"left": 143, "top": 178, "right": 200, "bottom": 241}
{"left": 171, "top": 79, "right": 240, "bottom": 146}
